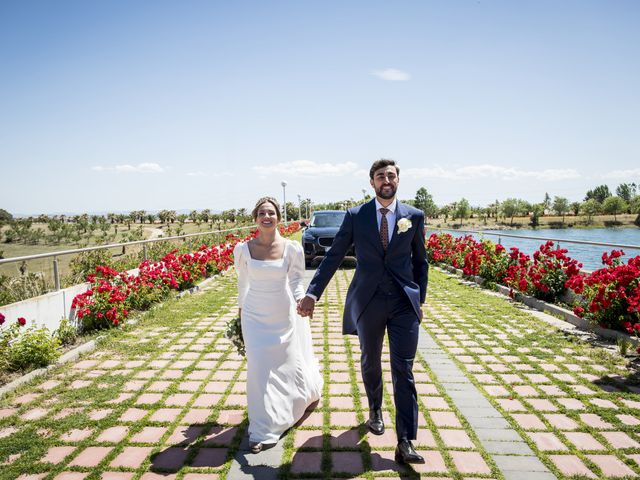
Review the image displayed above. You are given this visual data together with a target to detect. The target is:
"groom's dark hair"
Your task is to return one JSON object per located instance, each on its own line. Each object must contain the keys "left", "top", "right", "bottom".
{"left": 369, "top": 159, "right": 399, "bottom": 179}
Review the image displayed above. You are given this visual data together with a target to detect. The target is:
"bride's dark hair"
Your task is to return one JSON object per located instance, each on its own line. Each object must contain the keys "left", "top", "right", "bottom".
{"left": 252, "top": 196, "right": 282, "bottom": 221}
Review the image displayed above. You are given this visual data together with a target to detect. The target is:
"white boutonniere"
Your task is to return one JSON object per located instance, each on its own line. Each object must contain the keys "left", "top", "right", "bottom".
{"left": 397, "top": 218, "right": 412, "bottom": 233}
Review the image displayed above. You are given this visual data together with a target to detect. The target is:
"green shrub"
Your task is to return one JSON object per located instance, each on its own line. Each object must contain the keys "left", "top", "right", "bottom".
{"left": 54, "top": 318, "right": 78, "bottom": 346}
{"left": 7, "top": 325, "right": 60, "bottom": 371}
{"left": 68, "top": 249, "right": 113, "bottom": 284}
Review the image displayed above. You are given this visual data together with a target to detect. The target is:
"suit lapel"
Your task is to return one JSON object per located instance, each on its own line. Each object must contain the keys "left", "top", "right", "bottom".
{"left": 362, "top": 199, "right": 385, "bottom": 255}
{"left": 387, "top": 202, "right": 408, "bottom": 251}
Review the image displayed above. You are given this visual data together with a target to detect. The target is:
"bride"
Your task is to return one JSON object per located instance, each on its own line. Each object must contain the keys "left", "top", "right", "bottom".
{"left": 233, "top": 196, "right": 323, "bottom": 453}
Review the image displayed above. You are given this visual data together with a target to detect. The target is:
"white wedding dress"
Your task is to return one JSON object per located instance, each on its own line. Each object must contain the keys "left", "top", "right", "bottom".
{"left": 233, "top": 239, "right": 323, "bottom": 444}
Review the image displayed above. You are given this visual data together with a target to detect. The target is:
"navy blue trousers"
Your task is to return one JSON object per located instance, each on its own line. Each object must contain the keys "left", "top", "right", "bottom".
{"left": 356, "top": 281, "right": 420, "bottom": 441}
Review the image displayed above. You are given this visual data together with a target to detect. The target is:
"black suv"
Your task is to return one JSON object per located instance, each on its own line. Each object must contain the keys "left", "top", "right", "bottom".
{"left": 301, "top": 210, "right": 355, "bottom": 266}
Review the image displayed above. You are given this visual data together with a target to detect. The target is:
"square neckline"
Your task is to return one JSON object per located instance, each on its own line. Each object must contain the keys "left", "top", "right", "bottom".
{"left": 246, "top": 239, "right": 287, "bottom": 262}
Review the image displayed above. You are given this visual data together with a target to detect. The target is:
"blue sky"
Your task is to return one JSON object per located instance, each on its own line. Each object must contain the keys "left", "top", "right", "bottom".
{"left": 1, "top": 1, "right": 639, "bottom": 214}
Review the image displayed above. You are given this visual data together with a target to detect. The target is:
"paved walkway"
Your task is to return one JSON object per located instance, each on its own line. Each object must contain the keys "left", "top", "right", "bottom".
{"left": 1, "top": 267, "right": 639, "bottom": 479}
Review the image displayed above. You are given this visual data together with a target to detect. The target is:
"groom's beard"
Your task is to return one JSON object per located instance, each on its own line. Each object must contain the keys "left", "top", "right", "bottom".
{"left": 375, "top": 184, "right": 397, "bottom": 200}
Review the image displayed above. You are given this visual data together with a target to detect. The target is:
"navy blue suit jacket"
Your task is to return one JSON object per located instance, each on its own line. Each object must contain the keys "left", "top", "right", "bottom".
{"left": 307, "top": 199, "right": 429, "bottom": 335}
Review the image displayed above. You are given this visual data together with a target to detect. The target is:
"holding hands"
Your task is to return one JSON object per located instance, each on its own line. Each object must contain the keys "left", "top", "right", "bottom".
{"left": 297, "top": 296, "right": 316, "bottom": 318}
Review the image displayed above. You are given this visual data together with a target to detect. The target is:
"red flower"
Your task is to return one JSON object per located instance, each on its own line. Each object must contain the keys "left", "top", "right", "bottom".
{"left": 0, "top": 312, "right": 5, "bottom": 325}
{"left": 17, "top": 317, "right": 27, "bottom": 326}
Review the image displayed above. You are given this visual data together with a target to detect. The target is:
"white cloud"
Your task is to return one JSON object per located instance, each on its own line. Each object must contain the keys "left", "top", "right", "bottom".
{"left": 602, "top": 168, "right": 640, "bottom": 179}
{"left": 371, "top": 68, "right": 411, "bottom": 81}
{"left": 253, "top": 160, "right": 358, "bottom": 177}
{"left": 92, "top": 162, "right": 165, "bottom": 173}
{"left": 404, "top": 164, "right": 581, "bottom": 181}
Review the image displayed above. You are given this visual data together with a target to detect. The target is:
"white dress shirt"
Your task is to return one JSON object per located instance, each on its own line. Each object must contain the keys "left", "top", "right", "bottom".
{"left": 375, "top": 197, "right": 397, "bottom": 245}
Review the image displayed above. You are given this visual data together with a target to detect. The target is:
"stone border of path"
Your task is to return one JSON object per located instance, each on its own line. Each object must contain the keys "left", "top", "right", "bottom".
{"left": 417, "top": 329, "right": 558, "bottom": 480}
{"left": 438, "top": 265, "right": 639, "bottom": 348}
{"left": 0, "top": 273, "right": 222, "bottom": 399}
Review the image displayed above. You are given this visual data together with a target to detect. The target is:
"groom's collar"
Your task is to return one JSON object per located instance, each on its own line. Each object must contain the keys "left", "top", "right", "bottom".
{"left": 374, "top": 197, "right": 397, "bottom": 213}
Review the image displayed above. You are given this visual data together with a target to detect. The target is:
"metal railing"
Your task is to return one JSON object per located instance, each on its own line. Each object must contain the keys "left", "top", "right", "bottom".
{"left": 425, "top": 227, "right": 640, "bottom": 251}
{"left": 0, "top": 225, "right": 257, "bottom": 291}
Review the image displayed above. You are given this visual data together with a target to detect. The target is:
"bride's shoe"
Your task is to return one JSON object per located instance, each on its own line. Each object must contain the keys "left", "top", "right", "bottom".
{"left": 249, "top": 441, "right": 263, "bottom": 453}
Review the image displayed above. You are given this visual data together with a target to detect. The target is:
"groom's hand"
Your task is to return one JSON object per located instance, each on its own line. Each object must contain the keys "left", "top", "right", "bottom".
{"left": 297, "top": 296, "right": 316, "bottom": 318}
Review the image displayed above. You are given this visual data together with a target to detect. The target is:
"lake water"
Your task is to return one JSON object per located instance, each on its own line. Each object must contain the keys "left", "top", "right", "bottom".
{"left": 425, "top": 227, "right": 640, "bottom": 272}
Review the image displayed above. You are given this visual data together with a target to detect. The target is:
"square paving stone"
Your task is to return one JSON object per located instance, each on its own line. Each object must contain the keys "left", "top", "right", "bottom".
{"left": 429, "top": 411, "right": 462, "bottom": 427}
{"left": 69, "top": 446, "right": 113, "bottom": 467}
{"left": 295, "top": 411, "right": 324, "bottom": 427}
{"left": 601, "top": 431, "right": 640, "bottom": 449}
{"left": 364, "top": 428, "right": 397, "bottom": 448}
{"left": 178, "top": 381, "right": 202, "bottom": 392}
{"left": 527, "top": 432, "right": 568, "bottom": 452}
{"left": 548, "top": 454, "right": 596, "bottom": 478}
{"left": 294, "top": 429, "right": 324, "bottom": 448}
{"left": 331, "top": 451, "right": 364, "bottom": 474}
{"left": 21, "top": 408, "right": 48, "bottom": 421}
{"left": 136, "top": 394, "right": 163, "bottom": 405}
{"left": 526, "top": 399, "right": 557, "bottom": 411}
{"left": 123, "top": 381, "right": 146, "bottom": 392}
{"left": 110, "top": 447, "right": 153, "bottom": 468}
{"left": 150, "top": 447, "right": 189, "bottom": 471}
{"left": 328, "top": 428, "right": 361, "bottom": 448}
{"left": 204, "top": 381, "right": 228, "bottom": 393}
{"left": 579, "top": 413, "right": 613, "bottom": 429}
{"left": 511, "top": 414, "right": 547, "bottom": 430}
{"left": 617, "top": 414, "right": 640, "bottom": 426}
{"left": 224, "top": 394, "right": 247, "bottom": 407}
{"left": 369, "top": 449, "right": 408, "bottom": 474}
{"left": 190, "top": 448, "right": 228, "bottom": 468}
{"left": 290, "top": 451, "right": 323, "bottom": 473}
{"left": 60, "top": 428, "right": 94, "bottom": 442}
{"left": 216, "top": 409, "right": 245, "bottom": 425}
{"left": 556, "top": 398, "right": 585, "bottom": 410}
{"left": 166, "top": 425, "right": 205, "bottom": 445}
{"left": 96, "top": 426, "right": 129, "bottom": 443}
{"left": 119, "top": 408, "right": 147, "bottom": 422}
{"left": 42, "top": 446, "right": 77, "bottom": 464}
{"left": 438, "top": 429, "right": 474, "bottom": 448}
{"left": 147, "top": 381, "right": 172, "bottom": 392}
{"left": 150, "top": 408, "right": 182, "bottom": 423}
{"left": 586, "top": 454, "right": 636, "bottom": 477}
{"left": 181, "top": 409, "right": 211, "bottom": 424}
{"left": 542, "top": 413, "right": 578, "bottom": 430}
{"left": 411, "top": 450, "right": 448, "bottom": 473}
{"left": 449, "top": 451, "right": 491, "bottom": 474}
{"left": 329, "top": 396, "right": 355, "bottom": 410}
{"left": 497, "top": 398, "right": 527, "bottom": 412}
{"left": 202, "top": 426, "right": 238, "bottom": 447}
{"left": 0, "top": 408, "right": 17, "bottom": 419}
{"left": 330, "top": 411, "right": 358, "bottom": 427}
{"left": 165, "top": 394, "right": 193, "bottom": 406}
{"left": 131, "top": 427, "right": 168, "bottom": 443}
{"left": 562, "top": 432, "right": 604, "bottom": 451}
{"left": 193, "top": 394, "right": 222, "bottom": 407}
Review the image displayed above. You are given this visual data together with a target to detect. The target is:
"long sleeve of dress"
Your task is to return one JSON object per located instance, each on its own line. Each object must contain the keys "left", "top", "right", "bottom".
{"left": 287, "top": 241, "right": 306, "bottom": 301}
{"left": 234, "top": 242, "right": 249, "bottom": 309}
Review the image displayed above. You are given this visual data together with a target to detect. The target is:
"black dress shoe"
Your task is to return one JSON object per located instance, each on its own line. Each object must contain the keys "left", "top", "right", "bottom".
{"left": 366, "top": 409, "right": 384, "bottom": 435}
{"left": 395, "top": 439, "right": 425, "bottom": 464}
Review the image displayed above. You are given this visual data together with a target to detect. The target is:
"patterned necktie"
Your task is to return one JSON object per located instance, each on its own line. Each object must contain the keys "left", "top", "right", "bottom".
{"left": 379, "top": 208, "right": 389, "bottom": 250}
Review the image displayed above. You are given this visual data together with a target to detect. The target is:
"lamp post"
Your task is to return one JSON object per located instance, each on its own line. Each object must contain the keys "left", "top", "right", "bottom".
{"left": 281, "top": 181, "right": 288, "bottom": 224}
{"left": 362, "top": 188, "right": 367, "bottom": 203}
{"left": 297, "top": 194, "right": 302, "bottom": 221}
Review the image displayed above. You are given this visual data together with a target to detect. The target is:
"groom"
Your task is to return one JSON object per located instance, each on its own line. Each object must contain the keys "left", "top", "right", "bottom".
{"left": 298, "top": 159, "right": 428, "bottom": 464}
